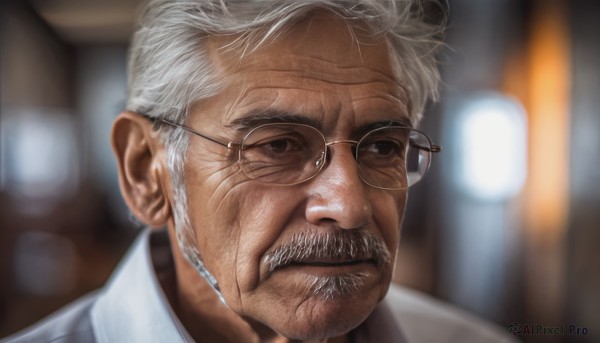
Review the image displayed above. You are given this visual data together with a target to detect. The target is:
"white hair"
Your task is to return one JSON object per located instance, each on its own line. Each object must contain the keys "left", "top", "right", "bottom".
{"left": 125, "top": 0, "right": 446, "bottom": 296}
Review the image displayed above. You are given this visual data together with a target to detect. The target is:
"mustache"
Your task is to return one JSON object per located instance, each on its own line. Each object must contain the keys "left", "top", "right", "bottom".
{"left": 264, "top": 229, "right": 391, "bottom": 276}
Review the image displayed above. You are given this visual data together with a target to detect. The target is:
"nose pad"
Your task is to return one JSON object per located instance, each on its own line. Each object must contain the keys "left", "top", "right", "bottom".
{"left": 315, "top": 151, "right": 326, "bottom": 169}
{"left": 305, "top": 143, "right": 372, "bottom": 229}
{"left": 313, "top": 142, "right": 359, "bottom": 179}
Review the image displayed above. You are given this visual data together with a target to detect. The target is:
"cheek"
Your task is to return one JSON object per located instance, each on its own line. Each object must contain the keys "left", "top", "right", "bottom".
{"left": 230, "top": 190, "right": 302, "bottom": 291}
{"left": 182, "top": 156, "right": 246, "bottom": 291}
{"left": 185, "top": 169, "right": 304, "bottom": 303}
{"left": 371, "top": 190, "right": 406, "bottom": 258}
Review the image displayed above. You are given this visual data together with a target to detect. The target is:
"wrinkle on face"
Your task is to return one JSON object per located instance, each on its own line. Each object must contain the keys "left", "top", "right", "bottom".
{"left": 226, "top": 66, "right": 405, "bottom": 98}
{"left": 215, "top": 66, "right": 409, "bottom": 135}
{"left": 204, "top": 14, "right": 410, "bottom": 133}
{"left": 233, "top": 59, "right": 400, "bottom": 86}
{"left": 179, "top": 11, "right": 410, "bottom": 341}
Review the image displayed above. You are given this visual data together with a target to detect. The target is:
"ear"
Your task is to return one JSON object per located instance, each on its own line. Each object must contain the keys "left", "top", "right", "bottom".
{"left": 111, "top": 111, "right": 172, "bottom": 228}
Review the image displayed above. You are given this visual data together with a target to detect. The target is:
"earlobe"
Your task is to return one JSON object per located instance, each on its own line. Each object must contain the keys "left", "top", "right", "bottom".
{"left": 111, "top": 112, "right": 172, "bottom": 228}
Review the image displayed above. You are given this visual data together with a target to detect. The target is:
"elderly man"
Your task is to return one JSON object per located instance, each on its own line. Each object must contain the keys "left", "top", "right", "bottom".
{"left": 4, "top": 0, "right": 516, "bottom": 342}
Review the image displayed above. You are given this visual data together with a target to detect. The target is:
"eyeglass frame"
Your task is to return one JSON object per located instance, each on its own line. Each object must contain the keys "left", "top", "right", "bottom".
{"left": 148, "top": 115, "right": 441, "bottom": 190}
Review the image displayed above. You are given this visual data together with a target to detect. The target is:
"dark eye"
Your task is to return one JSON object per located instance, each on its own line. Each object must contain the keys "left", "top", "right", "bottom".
{"left": 361, "top": 139, "right": 403, "bottom": 158}
{"left": 263, "top": 138, "right": 299, "bottom": 154}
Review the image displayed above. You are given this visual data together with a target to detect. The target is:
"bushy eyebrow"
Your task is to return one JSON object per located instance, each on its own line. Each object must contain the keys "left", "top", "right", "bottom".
{"left": 226, "top": 110, "right": 322, "bottom": 130}
{"left": 355, "top": 119, "right": 412, "bottom": 133}
{"left": 226, "top": 109, "right": 412, "bottom": 136}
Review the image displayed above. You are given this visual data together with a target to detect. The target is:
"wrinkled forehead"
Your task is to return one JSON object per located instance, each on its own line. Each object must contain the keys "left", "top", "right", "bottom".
{"left": 195, "top": 11, "right": 409, "bottom": 131}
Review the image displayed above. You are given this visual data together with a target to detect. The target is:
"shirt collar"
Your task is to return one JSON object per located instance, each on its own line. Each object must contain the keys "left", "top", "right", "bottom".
{"left": 90, "top": 229, "right": 406, "bottom": 342}
{"left": 353, "top": 298, "right": 408, "bottom": 343}
{"left": 91, "top": 229, "right": 194, "bottom": 343}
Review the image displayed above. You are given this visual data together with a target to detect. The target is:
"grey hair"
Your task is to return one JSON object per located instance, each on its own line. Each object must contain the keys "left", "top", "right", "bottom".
{"left": 125, "top": 0, "right": 446, "bottom": 296}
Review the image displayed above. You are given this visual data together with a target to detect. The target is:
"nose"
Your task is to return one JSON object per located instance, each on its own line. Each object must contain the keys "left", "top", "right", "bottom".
{"left": 305, "top": 143, "right": 372, "bottom": 229}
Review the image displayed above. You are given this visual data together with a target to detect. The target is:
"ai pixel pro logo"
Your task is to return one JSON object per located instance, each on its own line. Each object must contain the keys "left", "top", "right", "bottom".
{"left": 508, "top": 322, "right": 589, "bottom": 337}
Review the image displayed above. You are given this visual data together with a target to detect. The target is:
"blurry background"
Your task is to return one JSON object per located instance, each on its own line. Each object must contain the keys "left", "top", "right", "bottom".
{"left": 0, "top": 0, "right": 598, "bottom": 342}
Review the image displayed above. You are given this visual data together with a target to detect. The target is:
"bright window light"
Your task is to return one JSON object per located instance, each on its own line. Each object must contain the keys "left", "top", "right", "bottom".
{"left": 1, "top": 108, "right": 79, "bottom": 201}
{"left": 456, "top": 93, "right": 527, "bottom": 201}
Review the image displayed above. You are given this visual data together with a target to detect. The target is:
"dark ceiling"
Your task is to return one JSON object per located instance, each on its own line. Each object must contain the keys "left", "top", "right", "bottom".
{"left": 29, "top": 0, "right": 143, "bottom": 43}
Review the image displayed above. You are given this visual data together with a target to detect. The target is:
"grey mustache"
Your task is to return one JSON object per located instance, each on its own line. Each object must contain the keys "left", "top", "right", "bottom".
{"left": 264, "top": 229, "right": 391, "bottom": 276}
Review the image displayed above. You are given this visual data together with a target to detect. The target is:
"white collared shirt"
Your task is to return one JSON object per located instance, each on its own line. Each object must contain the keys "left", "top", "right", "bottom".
{"left": 2, "top": 229, "right": 517, "bottom": 343}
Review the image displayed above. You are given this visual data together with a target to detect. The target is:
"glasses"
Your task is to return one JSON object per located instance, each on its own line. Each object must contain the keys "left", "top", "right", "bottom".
{"left": 156, "top": 118, "right": 440, "bottom": 190}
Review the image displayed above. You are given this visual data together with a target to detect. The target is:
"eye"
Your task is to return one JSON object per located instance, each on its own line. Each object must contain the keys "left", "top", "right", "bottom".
{"left": 261, "top": 138, "right": 301, "bottom": 154}
{"left": 360, "top": 139, "right": 404, "bottom": 158}
{"left": 247, "top": 134, "right": 308, "bottom": 162}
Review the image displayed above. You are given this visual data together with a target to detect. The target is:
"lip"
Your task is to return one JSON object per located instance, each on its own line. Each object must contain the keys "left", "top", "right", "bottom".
{"left": 261, "top": 257, "right": 382, "bottom": 284}
{"left": 267, "top": 258, "right": 378, "bottom": 276}
{"left": 288, "top": 258, "right": 377, "bottom": 268}
{"left": 274, "top": 260, "right": 378, "bottom": 278}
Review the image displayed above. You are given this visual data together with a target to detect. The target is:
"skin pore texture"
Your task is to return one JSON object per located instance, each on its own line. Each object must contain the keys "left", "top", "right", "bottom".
{"left": 113, "top": 11, "right": 410, "bottom": 343}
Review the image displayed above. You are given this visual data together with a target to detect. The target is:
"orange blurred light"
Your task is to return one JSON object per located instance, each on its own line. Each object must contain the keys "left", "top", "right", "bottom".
{"left": 525, "top": 0, "right": 570, "bottom": 239}
{"left": 507, "top": 0, "right": 572, "bottom": 327}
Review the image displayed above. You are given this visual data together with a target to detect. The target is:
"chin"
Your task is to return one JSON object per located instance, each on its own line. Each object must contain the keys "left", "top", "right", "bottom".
{"left": 243, "top": 264, "right": 392, "bottom": 340}
{"left": 265, "top": 281, "right": 384, "bottom": 341}
{"left": 275, "top": 295, "right": 378, "bottom": 340}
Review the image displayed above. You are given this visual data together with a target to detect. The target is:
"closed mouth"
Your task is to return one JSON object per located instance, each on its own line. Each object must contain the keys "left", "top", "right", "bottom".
{"left": 287, "top": 258, "right": 377, "bottom": 268}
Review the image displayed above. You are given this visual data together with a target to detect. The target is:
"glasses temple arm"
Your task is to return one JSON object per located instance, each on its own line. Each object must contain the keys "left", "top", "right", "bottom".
{"left": 410, "top": 141, "right": 442, "bottom": 153}
{"left": 156, "top": 117, "right": 236, "bottom": 149}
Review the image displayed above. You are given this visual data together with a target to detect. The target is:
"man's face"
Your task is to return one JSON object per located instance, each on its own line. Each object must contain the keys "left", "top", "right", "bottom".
{"left": 181, "top": 14, "right": 409, "bottom": 340}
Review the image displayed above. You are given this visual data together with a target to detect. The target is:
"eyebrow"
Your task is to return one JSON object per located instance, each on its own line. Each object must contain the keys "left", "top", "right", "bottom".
{"left": 226, "top": 110, "right": 322, "bottom": 130}
{"left": 226, "top": 109, "right": 412, "bottom": 135}
{"left": 362, "top": 119, "right": 412, "bottom": 130}
{"left": 353, "top": 119, "right": 412, "bottom": 138}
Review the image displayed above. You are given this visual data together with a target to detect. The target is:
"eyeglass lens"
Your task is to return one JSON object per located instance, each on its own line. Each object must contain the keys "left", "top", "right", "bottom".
{"left": 239, "top": 123, "right": 433, "bottom": 189}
